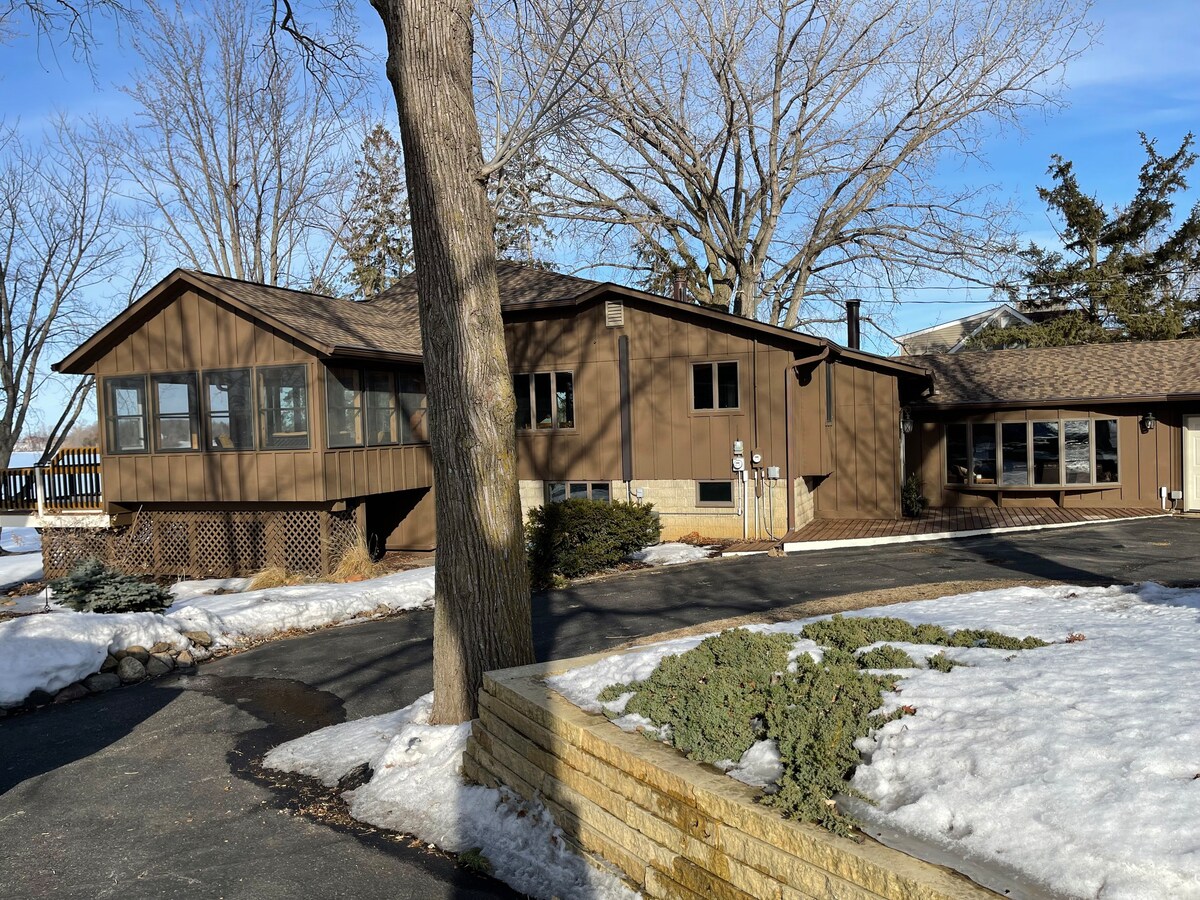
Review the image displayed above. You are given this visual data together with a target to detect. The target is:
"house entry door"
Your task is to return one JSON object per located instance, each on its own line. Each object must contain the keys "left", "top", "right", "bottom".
{"left": 1185, "top": 416, "right": 1200, "bottom": 511}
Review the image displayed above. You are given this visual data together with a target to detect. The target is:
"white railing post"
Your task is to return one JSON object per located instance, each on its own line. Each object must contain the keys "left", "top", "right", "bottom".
{"left": 34, "top": 466, "right": 46, "bottom": 518}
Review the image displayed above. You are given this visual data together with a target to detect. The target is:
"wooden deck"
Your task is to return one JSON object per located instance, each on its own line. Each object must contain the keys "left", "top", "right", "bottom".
{"left": 722, "top": 506, "right": 1169, "bottom": 554}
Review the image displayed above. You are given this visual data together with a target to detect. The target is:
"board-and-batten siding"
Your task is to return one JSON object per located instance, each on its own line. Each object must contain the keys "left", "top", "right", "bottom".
{"left": 92, "top": 286, "right": 433, "bottom": 506}
{"left": 910, "top": 405, "right": 1182, "bottom": 509}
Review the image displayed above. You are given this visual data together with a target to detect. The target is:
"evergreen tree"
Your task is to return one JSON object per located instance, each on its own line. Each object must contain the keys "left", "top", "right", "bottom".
{"left": 974, "top": 133, "right": 1200, "bottom": 349}
{"left": 343, "top": 124, "right": 413, "bottom": 299}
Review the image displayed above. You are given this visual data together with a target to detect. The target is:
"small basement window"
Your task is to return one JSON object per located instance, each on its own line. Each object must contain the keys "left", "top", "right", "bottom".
{"left": 692, "top": 361, "right": 739, "bottom": 410}
{"left": 259, "top": 365, "right": 310, "bottom": 450}
{"left": 546, "top": 481, "right": 611, "bottom": 503}
{"left": 104, "top": 376, "right": 149, "bottom": 454}
{"left": 151, "top": 372, "right": 199, "bottom": 452}
{"left": 696, "top": 480, "right": 735, "bottom": 507}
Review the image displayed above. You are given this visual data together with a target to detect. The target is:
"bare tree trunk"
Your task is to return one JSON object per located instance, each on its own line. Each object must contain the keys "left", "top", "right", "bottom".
{"left": 372, "top": 0, "right": 534, "bottom": 723}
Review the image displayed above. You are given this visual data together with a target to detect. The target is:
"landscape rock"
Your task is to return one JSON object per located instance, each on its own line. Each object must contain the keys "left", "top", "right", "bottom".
{"left": 54, "top": 683, "right": 90, "bottom": 703}
{"left": 84, "top": 672, "right": 121, "bottom": 692}
{"left": 149, "top": 641, "right": 174, "bottom": 654}
{"left": 100, "top": 654, "right": 119, "bottom": 672}
{"left": 176, "top": 650, "right": 196, "bottom": 669}
{"left": 24, "top": 689, "right": 54, "bottom": 708}
{"left": 146, "top": 655, "right": 173, "bottom": 677}
{"left": 117, "top": 657, "right": 147, "bottom": 684}
{"left": 121, "top": 645, "right": 150, "bottom": 664}
{"left": 182, "top": 630, "right": 213, "bottom": 648}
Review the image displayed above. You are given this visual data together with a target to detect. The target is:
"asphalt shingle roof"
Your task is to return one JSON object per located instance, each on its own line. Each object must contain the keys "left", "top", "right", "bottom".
{"left": 911, "top": 339, "right": 1200, "bottom": 406}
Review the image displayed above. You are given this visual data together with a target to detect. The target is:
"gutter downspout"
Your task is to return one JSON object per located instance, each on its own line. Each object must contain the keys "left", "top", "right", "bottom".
{"left": 784, "top": 345, "right": 831, "bottom": 533}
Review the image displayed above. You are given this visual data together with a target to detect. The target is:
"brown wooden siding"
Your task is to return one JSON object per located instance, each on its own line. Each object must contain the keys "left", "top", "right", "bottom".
{"left": 909, "top": 405, "right": 1183, "bottom": 509}
{"left": 92, "top": 286, "right": 433, "bottom": 506}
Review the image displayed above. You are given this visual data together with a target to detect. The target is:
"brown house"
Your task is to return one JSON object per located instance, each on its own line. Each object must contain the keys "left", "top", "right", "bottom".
{"left": 905, "top": 340, "right": 1200, "bottom": 512}
{"left": 50, "top": 264, "right": 929, "bottom": 576}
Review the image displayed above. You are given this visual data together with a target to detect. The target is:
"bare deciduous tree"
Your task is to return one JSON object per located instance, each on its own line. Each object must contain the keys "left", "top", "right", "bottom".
{"left": 115, "top": 0, "right": 361, "bottom": 288}
{"left": 544, "top": 0, "right": 1094, "bottom": 329}
{"left": 0, "top": 119, "right": 124, "bottom": 473}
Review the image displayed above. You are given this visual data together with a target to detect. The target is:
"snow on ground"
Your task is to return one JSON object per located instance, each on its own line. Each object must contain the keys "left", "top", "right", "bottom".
{"left": 0, "top": 526, "right": 43, "bottom": 590}
{"left": 0, "top": 567, "right": 435, "bottom": 707}
{"left": 265, "top": 693, "right": 637, "bottom": 900}
{"left": 550, "top": 583, "right": 1200, "bottom": 900}
{"left": 627, "top": 542, "right": 713, "bottom": 566}
{"left": 169, "top": 576, "right": 252, "bottom": 602}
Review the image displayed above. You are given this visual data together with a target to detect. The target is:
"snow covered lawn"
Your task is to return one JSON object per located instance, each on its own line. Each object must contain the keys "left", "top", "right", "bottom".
{"left": 0, "top": 526, "right": 43, "bottom": 591}
{"left": 0, "top": 567, "right": 434, "bottom": 707}
{"left": 265, "top": 693, "right": 636, "bottom": 900}
{"left": 549, "top": 583, "right": 1200, "bottom": 899}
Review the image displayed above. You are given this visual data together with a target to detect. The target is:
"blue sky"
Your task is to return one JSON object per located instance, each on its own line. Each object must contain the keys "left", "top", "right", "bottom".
{"left": 3, "top": 0, "right": 1199, "bottom": 388}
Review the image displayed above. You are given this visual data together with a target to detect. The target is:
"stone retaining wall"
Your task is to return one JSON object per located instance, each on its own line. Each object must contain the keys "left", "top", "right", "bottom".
{"left": 464, "top": 657, "right": 998, "bottom": 900}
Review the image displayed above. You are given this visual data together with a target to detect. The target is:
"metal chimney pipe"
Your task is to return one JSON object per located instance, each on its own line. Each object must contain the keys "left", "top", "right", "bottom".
{"left": 672, "top": 270, "right": 686, "bottom": 304}
{"left": 845, "top": 298, "right": 861, "bottom": 350}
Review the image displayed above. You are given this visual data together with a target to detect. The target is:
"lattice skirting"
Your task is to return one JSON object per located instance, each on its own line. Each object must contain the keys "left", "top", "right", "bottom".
{"left": 42, "top": 508, "right": 360, "bottom": 578}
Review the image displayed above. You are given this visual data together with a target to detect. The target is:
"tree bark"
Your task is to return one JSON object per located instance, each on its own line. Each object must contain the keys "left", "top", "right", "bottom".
{"left": 371, "top": 0, "right": 535, "bottom": 723}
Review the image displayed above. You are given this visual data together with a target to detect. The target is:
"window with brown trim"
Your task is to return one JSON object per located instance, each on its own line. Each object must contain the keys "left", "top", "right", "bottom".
{"left": 945, "top": 419, "right": 1118, "bottom": 487}
{"left": 514, "top": 371, "right": 574, "bottom": 430}
{"left": 151, "top": 372, "right": 199, "bottom": 451}
{"left": 204, "top": 369, "right": 254, "bottom": 450}
{"left": 104, "top": 376, "right": 149, "bottom": 454}
{"left": 692, "top": 361, "right": 739, "bottom": 410}
{"left": 546, "top": 481, "right": 611, "bottom": 503}
{"left": 326, "top": 366, "right": 362, "bottom": 448}
{"left": 259, "top": 365, "right": 310, "bottom": 450}
{"left": 696, "top": 480, "right": 735, "bottom": 506}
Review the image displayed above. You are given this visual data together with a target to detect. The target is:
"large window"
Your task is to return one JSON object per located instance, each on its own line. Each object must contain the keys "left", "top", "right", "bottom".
{"left": 945, "top": 418, "right": 1118, "bottom": 487}
{"left": 326, "top": 367, "right": 362, "bottom": 448}
{"left": 204, "top": 369, "right": 254, "bottom": 450}
{"left": 152, "top": 373, "right": 199, "bottom": 451}
{"left": 259, "top": 365, "right": 310, "bottom": 449}
{"left": 692, "top": 361, "right": 739, "bottom": 410}
{"left": 105, "top": 376, "right": 148, "bottom": 454}
{"left": 514, "top": 371, "right": 574, "bottom": 430}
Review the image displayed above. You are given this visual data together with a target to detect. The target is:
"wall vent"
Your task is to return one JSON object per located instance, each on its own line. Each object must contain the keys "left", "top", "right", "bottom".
{"left": 604, "top": 300, "right": 625, "bottom": 328}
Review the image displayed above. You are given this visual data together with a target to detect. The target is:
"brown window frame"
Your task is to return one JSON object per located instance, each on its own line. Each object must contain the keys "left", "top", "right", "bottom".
{"left": 691, "top": 360, "right": 741, "bottom": 413}
{"left": 325, "top": 366, "right": 364, "bottom": 449}
{"left": 202, "top": 368, "right": 255, "bottom": 451}
{"left": 258, "top": 364, "right": 311, "bottom": 451}
{"left": 514, "top": 370, "right": 576, "bottom": 431}
{"left": 150, "top": 371, "right": 200, "bottom": 453}
{"left": 696, "top": 480, "right": 736, "bottom": 507}
{"left": 103, "top": 375, "right": 150, "bottom": 455}
{"left": 545, "top": 481, "right": 612, "bottom": 503}
{"left": 944, "top": 418, "right": 1119, "bottom": 488}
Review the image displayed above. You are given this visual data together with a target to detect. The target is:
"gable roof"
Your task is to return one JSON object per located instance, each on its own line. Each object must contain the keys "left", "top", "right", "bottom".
{"left": 895, "top": 304, "right": 1034, "bottom": 355}
{"left": 913, "top": 338, "right": 1200, "bottom": 407}
{"left": 57, "top": 261, "right": 929, "bottom": 380}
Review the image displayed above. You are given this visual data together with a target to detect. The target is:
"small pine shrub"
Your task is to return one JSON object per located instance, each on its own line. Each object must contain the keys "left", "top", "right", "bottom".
{"left": 49, "top": 559, "right": 172, "bottom": 614}
{"left": 857, "top": 644, "right": 918, "bottom": 670}
{"left": 926, "top": 652, "right": 961, "bottom": 672}
{"left": 526, "top": 499, "right": 662, "bottom": 588}
{"left": 901, "top": 473, "right": 929, "bottom": 518}
{"left": 801, "top": 615, "right": 1045, "bottom": 653}
{"left": 613, "top": 629, "right": 795, "bottom": 765}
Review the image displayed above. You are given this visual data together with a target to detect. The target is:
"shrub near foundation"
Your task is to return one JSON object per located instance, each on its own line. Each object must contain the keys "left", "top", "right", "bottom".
{"left": 49, "top": 559, "right": 172, "bottom": 614}
{"left": 526, "top": 499, "right": 661, "bottom": 588}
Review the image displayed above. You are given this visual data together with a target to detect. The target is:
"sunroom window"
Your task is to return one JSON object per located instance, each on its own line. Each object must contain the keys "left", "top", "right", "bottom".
{"left": 259, "top": 366, "right": 310, "bottom": 450}
{"left": 105, "top": 376, "right": 148, "bottom": 454}
{"left": 326, "top": 367, "right": 362, "bottom": 448}
{"left": 204, "top": 369, "right": 254, "bottom": 450}
{"left": 152, "top": 373, "right": 199, "bottom": 451}
{"left": 945, "top": 419, "right": 1118, "bottom": 487}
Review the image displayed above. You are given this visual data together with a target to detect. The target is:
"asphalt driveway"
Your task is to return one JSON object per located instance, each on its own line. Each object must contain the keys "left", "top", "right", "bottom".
{"left": 1, "top": 516, "right": 1197, "bottom": 899}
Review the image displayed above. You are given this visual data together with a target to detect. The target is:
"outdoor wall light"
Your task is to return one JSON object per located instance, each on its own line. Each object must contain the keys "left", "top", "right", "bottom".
{"left": 900, "top": 407, "right": 914, "bottom": 434}
{"left": 1141, "top": 411, "right": 1157, "bottom": 432}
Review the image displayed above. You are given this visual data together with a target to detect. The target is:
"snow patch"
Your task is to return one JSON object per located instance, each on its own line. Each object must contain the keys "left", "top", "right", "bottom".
{"left": 627, "top": 542, "right": 712, "bottom": 566}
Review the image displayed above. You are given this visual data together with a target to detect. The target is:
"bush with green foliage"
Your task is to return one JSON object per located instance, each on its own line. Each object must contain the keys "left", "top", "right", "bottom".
{"left": 526, "top": 499, "right": 661, "bottom": 588}
{"left": 49, "top": 559, "right": 172, "bottom": 614}
{"left": 601, "top": 618, "right": 1049, "bottom": 837}
{"left": 900, "top": 473, "right": 928, "bottom": 518}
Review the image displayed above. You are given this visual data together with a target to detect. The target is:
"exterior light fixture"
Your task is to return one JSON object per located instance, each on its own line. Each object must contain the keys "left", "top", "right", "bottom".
{"left": 900, "top": 407, "right": 914, "bottom": 434}
{"left": 1141, "top": 411, "right": 1157, "bottom": 432}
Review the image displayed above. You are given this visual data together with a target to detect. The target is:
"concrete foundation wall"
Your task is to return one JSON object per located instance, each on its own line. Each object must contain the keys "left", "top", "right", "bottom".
{"left": 465, "top": 659, "right": 998, "bottom": 900}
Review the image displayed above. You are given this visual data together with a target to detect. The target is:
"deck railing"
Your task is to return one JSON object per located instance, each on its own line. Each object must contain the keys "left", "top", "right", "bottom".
{"left": 0, "top": 446, "right": 102, "bottom": 514}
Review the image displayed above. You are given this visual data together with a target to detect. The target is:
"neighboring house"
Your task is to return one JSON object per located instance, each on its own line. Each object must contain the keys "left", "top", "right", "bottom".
{"left": 905, "top": 340, "right": 1200, "bottom": 512}
{"left": 895, "top": 302, "right": 1070, "bottom": 354}
{"left": 47, "top": 264, "right": 929, "bottom": 576}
